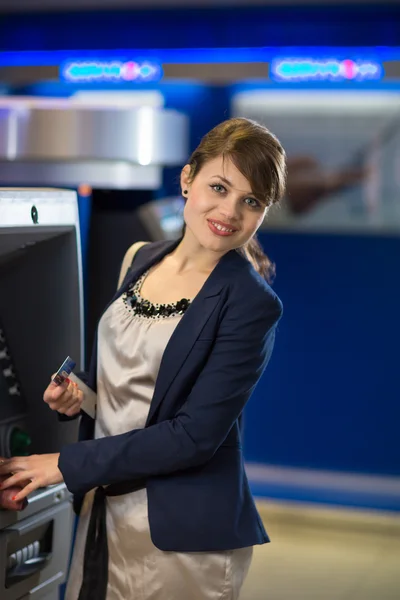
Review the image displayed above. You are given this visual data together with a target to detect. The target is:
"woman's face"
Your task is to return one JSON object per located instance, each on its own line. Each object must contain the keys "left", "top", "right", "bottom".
{"left": 181, "top": 155, "right": 267, "bottom": 255}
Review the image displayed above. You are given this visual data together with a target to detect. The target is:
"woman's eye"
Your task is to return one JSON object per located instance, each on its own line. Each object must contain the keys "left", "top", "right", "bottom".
{"left": 244, "top": 197, "right": 260, "bottom": 208}
{"left": 211, "top": 184, "right": 226, "bottom": 194}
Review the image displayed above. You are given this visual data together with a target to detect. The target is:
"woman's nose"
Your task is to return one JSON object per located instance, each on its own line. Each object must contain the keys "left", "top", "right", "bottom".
{"left": 219, "top": 197, "right": 240, "bottom": 221}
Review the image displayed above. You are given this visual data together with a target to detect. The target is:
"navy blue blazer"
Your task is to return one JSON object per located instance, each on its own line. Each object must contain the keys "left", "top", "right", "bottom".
{"left": 58, "top": 239, "right": 283, "bottom": 552}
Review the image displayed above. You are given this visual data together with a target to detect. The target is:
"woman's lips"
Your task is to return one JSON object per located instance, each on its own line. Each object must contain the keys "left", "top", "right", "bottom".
{"left": 207, "top": 219, "right": 237, "bottom": 237}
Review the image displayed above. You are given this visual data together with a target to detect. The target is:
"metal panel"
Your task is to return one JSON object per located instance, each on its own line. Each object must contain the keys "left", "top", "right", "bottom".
{"left": 0, "top": 101, "right": 187, "bottom": 188}
{"left": 0, "top": 501, "right": 73, "bottom": 600}
{"left": 0, "top": 104, "right": 188, "bottom": 164}
{"left": 0, "top": 161, "right": 162, "bottom": 189}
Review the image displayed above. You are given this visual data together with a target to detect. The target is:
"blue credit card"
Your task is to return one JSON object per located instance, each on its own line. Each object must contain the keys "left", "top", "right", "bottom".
{"left": 52, "top": 356, "right": 76, "bottom": 386}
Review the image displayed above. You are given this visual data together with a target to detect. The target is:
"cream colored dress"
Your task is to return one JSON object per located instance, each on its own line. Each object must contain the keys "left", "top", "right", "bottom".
{"left": 65, "top": 272, "right": 253, "bottom": 600}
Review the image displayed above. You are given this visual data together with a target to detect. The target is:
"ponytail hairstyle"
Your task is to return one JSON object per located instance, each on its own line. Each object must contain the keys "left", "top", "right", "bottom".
{"left": 183, "top": 117, "right": 287, "bottom": 282}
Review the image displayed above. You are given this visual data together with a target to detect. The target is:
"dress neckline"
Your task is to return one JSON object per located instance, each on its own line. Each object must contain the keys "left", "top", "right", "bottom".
{"left": 122, "top": 270, "right": 192, "bottom": 320}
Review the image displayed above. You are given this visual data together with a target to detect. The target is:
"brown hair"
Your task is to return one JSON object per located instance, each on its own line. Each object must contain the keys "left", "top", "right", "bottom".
{"left": 184, "top": 117, "right": 287, "bottom": 282}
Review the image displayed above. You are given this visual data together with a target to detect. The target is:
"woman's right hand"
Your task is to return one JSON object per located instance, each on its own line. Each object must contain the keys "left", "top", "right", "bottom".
{"left": 43, "top": 376, "right": 83, "bottom": 416}
{"left": 0, "top": 473, "right": 28, "bottom": 511}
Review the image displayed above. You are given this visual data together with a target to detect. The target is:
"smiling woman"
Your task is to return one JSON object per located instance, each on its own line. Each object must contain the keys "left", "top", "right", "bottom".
{"left": 181, "top": 117, "right": 287, "bottom": 281}
{"left": 0, "top": 117, "right": 287, "bottom": 600}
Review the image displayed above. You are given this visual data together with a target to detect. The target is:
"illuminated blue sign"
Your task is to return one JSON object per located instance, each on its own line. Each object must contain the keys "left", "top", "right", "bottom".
{"left": 271, "top": 58, "right": 383, "bottom": 82}
{"left": 60, "top": 60, "right": 163, "bottom": 83}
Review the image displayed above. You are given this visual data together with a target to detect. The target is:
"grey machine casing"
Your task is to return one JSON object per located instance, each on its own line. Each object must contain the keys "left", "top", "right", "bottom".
{"left": 0, "top": 188, "right": 83, "bottom": 600}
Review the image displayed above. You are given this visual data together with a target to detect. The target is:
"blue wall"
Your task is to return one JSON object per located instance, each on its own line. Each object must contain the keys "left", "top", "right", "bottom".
{"left": 244, "top": 230, "right": 400, "bottom": 477}
{"left": 1, "top": 5, "right": 400, "bottom": 50}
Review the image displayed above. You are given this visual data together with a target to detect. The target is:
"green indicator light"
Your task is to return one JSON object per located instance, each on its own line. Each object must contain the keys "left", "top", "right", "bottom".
{"left": 10, "top": 428, "right": 32, "bottom": 457}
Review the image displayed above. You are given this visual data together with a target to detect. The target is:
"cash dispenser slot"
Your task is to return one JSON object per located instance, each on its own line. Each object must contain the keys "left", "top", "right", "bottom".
{"left": 0, "top": 501, "right": 73, "bottom": 600}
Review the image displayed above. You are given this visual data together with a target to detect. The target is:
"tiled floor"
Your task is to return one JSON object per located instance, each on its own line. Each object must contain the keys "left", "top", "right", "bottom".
{"left": 241, "top": 500, "right": 400, "bottom": 600}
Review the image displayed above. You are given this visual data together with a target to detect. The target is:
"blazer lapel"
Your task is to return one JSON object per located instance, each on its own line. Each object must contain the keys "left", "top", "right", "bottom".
{"left": 146, "top": 256, "right": 233, "bottom": 426}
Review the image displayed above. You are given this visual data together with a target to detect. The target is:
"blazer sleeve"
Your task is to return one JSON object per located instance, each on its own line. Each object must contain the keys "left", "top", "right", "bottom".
{"left": 58, "top": 293, "right": 283, "bottom": 495}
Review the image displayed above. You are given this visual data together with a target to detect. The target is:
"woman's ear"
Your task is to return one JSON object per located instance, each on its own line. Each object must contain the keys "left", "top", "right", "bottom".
{"left": 180, "top": 164, "right": 191, "bottom": 195}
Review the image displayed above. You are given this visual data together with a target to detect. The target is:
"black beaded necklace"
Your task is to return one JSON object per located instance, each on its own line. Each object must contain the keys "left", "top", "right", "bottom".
{"left": 122, "top": 270, "right": 192, "bottom": 319}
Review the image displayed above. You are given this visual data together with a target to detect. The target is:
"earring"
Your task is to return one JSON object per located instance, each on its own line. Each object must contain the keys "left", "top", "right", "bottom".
{"left": 183, "top": 190, "right": 188, "bottom": 195}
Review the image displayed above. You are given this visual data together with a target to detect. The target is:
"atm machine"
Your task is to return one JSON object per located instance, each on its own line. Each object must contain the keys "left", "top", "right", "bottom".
{"left": 0, "top": 98, "right": 188, "bottom": 598}
{"left": 0, "top": 188, "right": 83, "bottom": 600}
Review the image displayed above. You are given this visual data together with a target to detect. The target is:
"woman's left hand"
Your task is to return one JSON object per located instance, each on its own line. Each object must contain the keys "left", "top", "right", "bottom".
{"left": 0, "top": 454, "right": 63, "bottom": 502}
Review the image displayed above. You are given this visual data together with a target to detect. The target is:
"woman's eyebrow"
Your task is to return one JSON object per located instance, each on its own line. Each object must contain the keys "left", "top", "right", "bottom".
{"left": 211, "top": 175, "right": 254, "bottom": 196}
{"left": 211, "top": 175, "right": 233, "bottom": 186}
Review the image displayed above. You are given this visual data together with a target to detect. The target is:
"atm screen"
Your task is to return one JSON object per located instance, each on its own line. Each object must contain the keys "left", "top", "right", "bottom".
{"left": 154, "top": 198, "right": 185, "bottom": 236}
{"left": 138, "top": 197, "right": 185, "bottom": 240}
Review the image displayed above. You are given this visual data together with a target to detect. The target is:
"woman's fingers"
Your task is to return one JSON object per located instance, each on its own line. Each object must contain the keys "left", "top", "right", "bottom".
{"left": 64, "top": 400, "right": 83, "bottom": 417}
{"left": 0, "top": 471, "right": 40, "bottom": 502}
{"left": 43, "top": 377, "right": 68, "bottom": 403}
{"left": 44, "top": 379, "right": 83, "bottom": 414}
{"left": 0, "top": 456, "right": 27, "bottom": 474}
{"left": 0, "top": 470, "right": 35, "bottom": 490}
{"left": 0, "top": 453, "right": 62, "bottom": 505}
{"left": 11, "top": 480, "right": 38, "bottom": 502}
{"left": 56, "top": 385, "right": 83, "bottom": 415}
{"left": 0, "top": 486, "right": 28, "bottom": 510}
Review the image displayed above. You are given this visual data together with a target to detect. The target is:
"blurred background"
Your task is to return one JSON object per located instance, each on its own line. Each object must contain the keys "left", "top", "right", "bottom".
{"left": 0, "top": 1, "right": 399, "bottom": 599}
